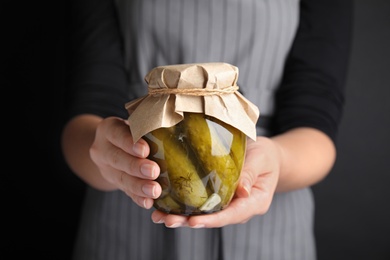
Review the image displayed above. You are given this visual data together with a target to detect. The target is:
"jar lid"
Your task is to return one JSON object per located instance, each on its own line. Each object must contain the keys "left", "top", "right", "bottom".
{"left": 125, "top": 62, "right": 260, "bottom": 142}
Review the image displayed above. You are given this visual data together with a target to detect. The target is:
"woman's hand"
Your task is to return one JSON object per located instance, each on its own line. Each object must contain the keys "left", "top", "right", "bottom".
{"left": 151, "top": 136, "right": 282, "bottom": 228}
{"left": 62, "top": 115, "right": 162, "bottom": 209}
{"left": 90, "top": 116, "right": 163, "bottom": 208}
{"left": 150, "top": 127, "right": 335, "bottom": 228}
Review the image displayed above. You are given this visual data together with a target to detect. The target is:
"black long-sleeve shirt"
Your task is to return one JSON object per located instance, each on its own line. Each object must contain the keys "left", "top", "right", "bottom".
{"left": 67, "top": 1, "right": 353, "bottom": 259}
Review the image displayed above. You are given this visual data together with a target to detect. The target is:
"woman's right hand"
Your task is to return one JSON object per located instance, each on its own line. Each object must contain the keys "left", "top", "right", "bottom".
{"left": 62, "top": 115, "right": 162, "bottom": 209}
{"left": 90, "top": 116, "right": 162, "bottom": 208}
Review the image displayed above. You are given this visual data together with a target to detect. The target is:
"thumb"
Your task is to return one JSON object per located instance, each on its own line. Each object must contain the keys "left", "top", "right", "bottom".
{"left": 235, "top": 169, "right": 253, "bottom": 198}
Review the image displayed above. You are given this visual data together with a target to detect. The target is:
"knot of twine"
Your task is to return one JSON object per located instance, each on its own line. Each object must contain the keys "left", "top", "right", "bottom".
{"left": 148, "top": 85, "right": 239, "bottom": 96}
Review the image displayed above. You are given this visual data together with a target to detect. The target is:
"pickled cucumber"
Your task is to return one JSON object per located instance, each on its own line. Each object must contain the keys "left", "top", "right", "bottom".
{"left": 154, "top": 193, "right": 182, "bottom": 213}
{"left": 144, "top": 112, "right": 246, "bottom": 214}
{"left": 181, "top": 113, "right": 242, "bottom": 206}
{"left": 149, "top": 127, "right": 209, "bottom": 208}
{"left": 227, "top": 125, "right": 246, "bottom": 173}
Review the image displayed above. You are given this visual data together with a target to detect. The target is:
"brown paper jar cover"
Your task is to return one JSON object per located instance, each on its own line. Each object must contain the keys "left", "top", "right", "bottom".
{"left": 125, "top": 62, "right": 259, "bottom": 142}
{"left": 125, "top": 62, "right": 260, "bottom": 215}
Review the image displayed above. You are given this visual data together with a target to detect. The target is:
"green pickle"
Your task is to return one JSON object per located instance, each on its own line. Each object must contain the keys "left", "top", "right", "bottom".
{"left": 144, "top": 112, "right": 246, "bottom": 215}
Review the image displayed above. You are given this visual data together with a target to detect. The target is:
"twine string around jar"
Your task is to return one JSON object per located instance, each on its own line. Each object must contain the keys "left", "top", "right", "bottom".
{"left": 148, "top": 85, "right": 239, "bottom": 96}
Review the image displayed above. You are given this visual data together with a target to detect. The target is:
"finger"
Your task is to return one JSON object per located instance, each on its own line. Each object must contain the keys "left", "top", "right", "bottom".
{"left": 151, "top": 210, "right": 168, "bottom": 224}
{"left": 235, "top": 171, "right": 253, "bottom": 198}
{"left": 117, "top": 170, "right": 162, "bottom": 208}
{"left": 235, "top": 142, "right": 269, "bottom": 198}
{"left": 103, "top": 117, "right": 150, "bottom": 158}
{"left": 185, "top": 197, "right": 253, "bottom": 228}
{"left": 151, "top": 210, "right": 190, "bottom": 228}
{"left": 186, "top": 186, "right": 273, "bottom": 228}
{"left": 98, "top": 118, "right": 160, "bottom": 179}
{"left": 96, "top": 141, "right": 159, "bottom": 180}
{"left": 151, "top": 196, "right": 256, "bottom": 228}
{"left": 118, "top": 171, "right": 160, "bottom": 197}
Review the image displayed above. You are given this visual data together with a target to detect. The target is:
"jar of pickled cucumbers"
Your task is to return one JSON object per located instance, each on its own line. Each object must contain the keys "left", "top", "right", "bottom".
{"left": 125, "top": 62, "right": 259, "bottom": 215}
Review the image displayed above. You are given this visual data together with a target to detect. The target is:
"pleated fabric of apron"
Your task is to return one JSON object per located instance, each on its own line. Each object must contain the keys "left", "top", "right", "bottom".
{"left": 72, "top": 0, "right": 317, "bottom": 259}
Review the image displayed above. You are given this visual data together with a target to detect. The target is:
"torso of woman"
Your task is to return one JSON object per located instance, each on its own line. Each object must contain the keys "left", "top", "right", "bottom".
{"left": 72, "top": 1, "right": 317, "bottom": 259}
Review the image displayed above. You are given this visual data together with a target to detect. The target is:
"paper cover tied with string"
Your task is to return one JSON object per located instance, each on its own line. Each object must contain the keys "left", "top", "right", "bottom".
{"left": 125, "top": 62, "right": 260, "bottom": 215}
{"left": 125, "top": 62, "right": 260, "bottom": 142}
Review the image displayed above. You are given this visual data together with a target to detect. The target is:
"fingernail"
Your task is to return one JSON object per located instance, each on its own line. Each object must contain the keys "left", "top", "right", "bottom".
{"left": 142, "top": 198, "right": 148, "bottom": 209}
{"left": 153, "top": 218, "right": 165, "bottom": 224}
{"left": 166, "top": 223, "right": 182, "bottom": 228}
{"left": 242, "top": 179, "right": 251, "bottom": 196}
{"left": 141, "top": 164, "right": 157, "bottom": 179}
{"left": 133, "top": 142, "right": 145, "bottom": 157}
{"left": 192, "top": 224, "right": 205, "bottom": 229}
{"left": 142, "top": 183, "right": 156, "bottom": 197}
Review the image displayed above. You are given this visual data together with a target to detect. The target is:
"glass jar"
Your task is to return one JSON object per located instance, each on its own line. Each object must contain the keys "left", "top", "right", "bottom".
{"left": 144, "top": 112, "right": 246, "bottom": 215}
{"left": 125, "top": 62, "right": 259, "bottom": 215}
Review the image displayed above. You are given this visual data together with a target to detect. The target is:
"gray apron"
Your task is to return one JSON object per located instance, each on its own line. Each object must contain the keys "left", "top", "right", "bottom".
{"left": 73, "top": 0, "right": 316, "bottom": 259}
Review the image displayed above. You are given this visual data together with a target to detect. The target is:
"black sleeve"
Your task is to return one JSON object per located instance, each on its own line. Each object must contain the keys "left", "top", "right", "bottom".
{"left": 273, "top": 0, "right": 354, "bottom": 143}
{"left": 65, "top": 0, "right": 129, "bottom": 121}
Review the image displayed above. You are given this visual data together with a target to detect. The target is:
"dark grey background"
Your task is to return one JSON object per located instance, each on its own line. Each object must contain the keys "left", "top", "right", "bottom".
{"left": 3, "top": 0, "right": 389, "bottom": 259}
{"left": 312, "top": 1, "right": 390, "bottom": 259}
